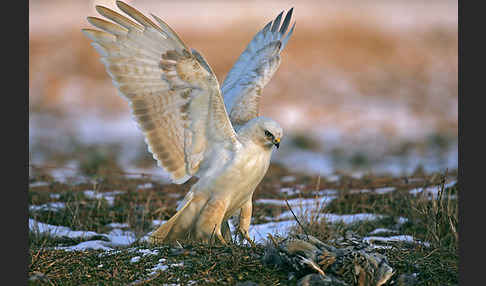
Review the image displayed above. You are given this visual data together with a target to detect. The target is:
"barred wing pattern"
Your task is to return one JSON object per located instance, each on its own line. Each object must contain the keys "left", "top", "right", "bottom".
{"left": 221, "top": 8, "right": 295, "bottom": 126}
{"left": 82, "top": 1, "right": 238, "bottom": 184}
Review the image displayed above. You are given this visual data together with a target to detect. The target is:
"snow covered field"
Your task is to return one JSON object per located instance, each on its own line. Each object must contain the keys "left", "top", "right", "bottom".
{"left": 29, "top": 180, "right": 457, "bottom": 251}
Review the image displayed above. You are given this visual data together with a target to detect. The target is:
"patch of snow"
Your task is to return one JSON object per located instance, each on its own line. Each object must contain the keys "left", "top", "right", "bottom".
{"left": 374, "top": 187, "right": 396, "bottom": 194}
{"left": 351, "top": 172, "right": 365, "bottom": 179}
{"left": 29, "top": 218, "right": 137, "bottom": 251}
{"left": 83, "top": 190, "right": 102, "bottom": 199}
{"left": 56, "top": 240, "right": 114, "bottom": 251}
{"left": 281, "top": 176, "right": 296, "bottom": 183}
{"left": 54, "top": 230, "right": 136, "bottom": 251}
{"left": 29, "top": 202, "right": 66, "bottom": 212}
{"left": 148, "top": 262, "right": 168, "bottom": 275}
{"left": 49, "top": 161, "right": 85, "bottom": 183}
{"left": 152, "top": 220, "right": 167, "bottom": 227}
{"left": 29, "top": 181, "right": 49, "bottom": 187}
{"left": 106, "top": 222, "right": 130, "bottom": 229}
{"left": 137, "top": 183, "right": 153, "bottom": 190}
{"left": 83, "top": 190, "right": 124, "bottom": 206}
{"left": 368, "top": 245, "right": 394, "bottom": 250}
{"left": 348, "top": 187, "right": 396, "bottom": 195}
{"left": 396, "top": 217, "right": 408, "bottom": 225}
{"left": 49, "top": 193, "right": 61, "bottom": 199}
{"left": 147, "top": 258, "right": 170, "bottom": 276}
{"left": 255, "top": 196, "right": 335, "bottom": 208}
{"left": 368, "top": 228, "right": 398, "bottom": 235}
{"left": 123, "top": 166, "right": 172, "bottom": 183}
{"left": 98, "top": 250, "right": 122, "bottom": 257}
{"left": 363, "top": 235, "right": 430, "bottom": 247}
{"left": 326, "top": 174, "right": 340, "bottom": 182}
{"left": 105, "top": 229, "right": 137, "bottom": 246}
{"left": 170, "top": 262, "right": 184, "bottom": 267}
{"left": 138, "top": 249, "right": 159, "bottom": 256}
{"left": 279, "top": 187, "right": 300, "bottom": 196}
{"left": 314, "top": 189, "right": 339, "bottom": 196}
{"left": 130, "top": 256, "right": 141, "bottom": 263}
{"left": 139, "top": 231, "right": 154, "bottom": 243}
{"left": 250, "top": 220, "right": 297, "bottom": 243}
{"left": 29, "top": 219, "right": 98, "bottom": 239}
{"left": 257, "top": 211, "right": 388, "bottom": 244}
{"left": 322, "top": 213, "right": 384, "bottom": 224}
{"left": 409, "top": 180, "right": 457, "bottom": 199}
{"left": 250, "top": 213, "right": 385, "bottom": 244}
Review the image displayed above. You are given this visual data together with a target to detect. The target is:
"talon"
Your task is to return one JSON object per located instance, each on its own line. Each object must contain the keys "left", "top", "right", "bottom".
{"left": 247, "top": 236, "right": 257, "bottom": 248}
{"left": 245, "top": 233, "right": 256, "bottom": 247}
{"left": 216, "top": 232, "right": 228, "bottom": 245}
{"left": 219, "top": 237, "right": 228, "bottom": 245}
{"left": 238, "top": 229, "right": 256, "bottom": 247}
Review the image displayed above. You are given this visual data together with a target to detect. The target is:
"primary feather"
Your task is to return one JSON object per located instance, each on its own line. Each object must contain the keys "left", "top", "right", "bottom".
{"left": 221, "top": 8, "right": 295, "bottom": 127}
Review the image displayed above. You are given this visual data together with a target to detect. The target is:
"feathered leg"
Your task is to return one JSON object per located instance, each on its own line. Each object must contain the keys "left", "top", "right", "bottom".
{"left": 194, "top": 197, "right": 228, "bottom": 244}
{"left": 238, "top": 199, "right": 256, "bottom": 247}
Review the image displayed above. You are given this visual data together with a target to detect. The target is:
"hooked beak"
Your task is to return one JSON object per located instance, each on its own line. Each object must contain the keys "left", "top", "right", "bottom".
{"left": 273, "top": 138, "right": 280, "bottom": 149}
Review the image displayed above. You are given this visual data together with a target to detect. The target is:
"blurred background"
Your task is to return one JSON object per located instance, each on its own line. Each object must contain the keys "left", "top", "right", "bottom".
{"left": 29, "top": 0, "right": 458, "bottom": 182}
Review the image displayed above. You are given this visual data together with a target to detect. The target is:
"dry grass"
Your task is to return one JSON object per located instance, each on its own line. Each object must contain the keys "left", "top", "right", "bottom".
{"left": 28, "top": 164, "right": 458, "bottom": 285}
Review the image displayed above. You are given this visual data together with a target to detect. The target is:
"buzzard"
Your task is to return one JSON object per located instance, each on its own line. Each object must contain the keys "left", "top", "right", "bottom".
{"left": 82, "top": 1, "right": 295, "bottom": 245}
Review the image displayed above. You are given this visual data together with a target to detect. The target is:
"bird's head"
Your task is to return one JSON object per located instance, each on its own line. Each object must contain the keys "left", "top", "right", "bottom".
{"left": 255, "top": 117, "right": 283, "bottom": 150}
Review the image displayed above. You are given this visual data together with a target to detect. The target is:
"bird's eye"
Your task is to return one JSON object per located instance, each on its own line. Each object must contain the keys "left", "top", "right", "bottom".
{"left": 265, "top": 130, "right": 273, "bottom": 138}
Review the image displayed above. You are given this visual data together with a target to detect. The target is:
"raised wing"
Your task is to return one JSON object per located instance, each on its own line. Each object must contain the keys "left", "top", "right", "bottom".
{"left": 221, "top": 8, "right": 295, "bottom": 127}
{"left": 82, "top": 1, "right": 238, "bottom": 184}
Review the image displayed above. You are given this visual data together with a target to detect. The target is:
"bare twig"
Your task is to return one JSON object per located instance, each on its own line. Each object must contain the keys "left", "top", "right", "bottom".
{"left": 268, "top": 233, "right": 279, "bottom": 248}
{"left": 201, "top": 263, "right": 217, "bottom": 276}
{"left": 285, "top": 199, "right": 309, "bottom": 240}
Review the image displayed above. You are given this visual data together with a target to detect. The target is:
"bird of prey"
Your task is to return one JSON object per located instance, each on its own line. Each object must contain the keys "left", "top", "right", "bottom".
{"left": 82, "top": 1, "right": 295, "bottom": 245}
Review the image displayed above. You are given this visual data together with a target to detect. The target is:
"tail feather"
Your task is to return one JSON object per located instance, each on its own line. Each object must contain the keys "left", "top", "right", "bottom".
{"left": 149, "top": 197, "right": 193, "bottom": 244}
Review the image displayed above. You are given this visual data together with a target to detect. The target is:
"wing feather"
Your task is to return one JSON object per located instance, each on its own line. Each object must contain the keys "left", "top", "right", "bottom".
{"left": 221, "top": 8, "right": 295, "bottom": 126}
{"left": 83, "top": 1, "right": 237, "bottom": 184}
{"left": 95, "top": 5, "right": 143, "bottom": 31}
